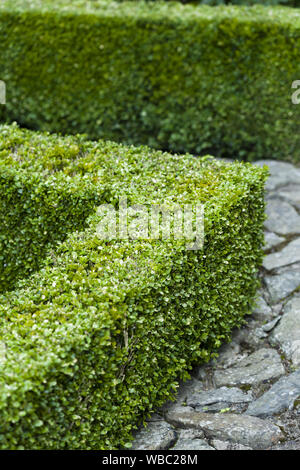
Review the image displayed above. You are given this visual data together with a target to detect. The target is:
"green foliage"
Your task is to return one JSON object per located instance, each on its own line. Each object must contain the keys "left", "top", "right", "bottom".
{"left": 0, "top": 124, "right": 268, "bottom": 449}
{"left": 0, "top": 1, "right": 300, "bottom": 162}
{"left": 0, "top": 169, "right": 107, "bottom": 292}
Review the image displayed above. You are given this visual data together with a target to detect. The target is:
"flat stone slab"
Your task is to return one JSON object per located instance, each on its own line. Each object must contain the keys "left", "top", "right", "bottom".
{"left": 229, "top": 321, "right": 270, "bottom": 349}
{"left": 264, "top": 199, "right": 300, "bottom": 235}
{"left": 261, "top": 316, "right": 281, "bottom": 333}
{"left": 166, "top": 410, "right": 283, "bottom": 449}
{"left": 176, "top": 428, "right": 205, "bottom": 440}
{"left": 264, "top": 270, "right": 300, "bottom": 304}
{"left": 211, "top": 439, "right": 252, "bottom": 450}
{"left": 254, "top": 161, "right": 300, "bottom": 191}
{"left": 264, "top": 232, "right": 285, "bottom": 252}
{"left": 246, "top": 368, "right": 300, "bottom": 418}
{"left": 160, "top": 378, "right": 204, "bottom": 415}
{"left": 211, "top": 341, "right": 243, "bottom": 369}
{"left": 272, "top": 440, "right": 300, "bottom": 451}
{"left": 263, "top": 238, "right": 300, "bottom": 271}
{"left": 252, "top": 294, "right": 274, "bottom": 321}
{"left": 270, "top": 295, "right": 300, "bottom": 366}
{"left": 213, "top": 348, "right": 285, "bottom": 387}
{"left": 131, "top": 420, "right": 176, "bottom": 450}
{"left": 276, "top": 184, "right": 300, "bottom": 210}
{"left": 187, "top": 387, "right": 252, "bottom": 413}
{"left": 171, "top": 438, "right": 214, "bottom": 450}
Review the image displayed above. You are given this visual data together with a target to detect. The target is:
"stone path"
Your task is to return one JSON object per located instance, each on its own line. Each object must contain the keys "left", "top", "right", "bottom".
{"left": 131, "top": 160, "right": 300, "bottom": 451}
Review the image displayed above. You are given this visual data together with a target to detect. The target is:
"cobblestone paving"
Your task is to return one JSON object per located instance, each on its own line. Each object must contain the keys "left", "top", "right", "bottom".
{"left": 131, "top": 160, "right": 300, "bottom": 450}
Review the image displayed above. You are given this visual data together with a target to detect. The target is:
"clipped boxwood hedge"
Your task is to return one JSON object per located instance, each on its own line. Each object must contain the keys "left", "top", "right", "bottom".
{"left": 0, "top": 124, "right": 268, "bottom": 449}
{"left": 0, "top": 1, "right": 300, "bottom": 162}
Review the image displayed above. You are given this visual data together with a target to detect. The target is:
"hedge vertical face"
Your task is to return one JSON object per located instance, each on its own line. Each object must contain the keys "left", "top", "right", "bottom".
{"left": 0, "top": 1, "right": 299, "bottom": 162}
{"left": 0, "top": 124, "right": 268, "bottom": 449}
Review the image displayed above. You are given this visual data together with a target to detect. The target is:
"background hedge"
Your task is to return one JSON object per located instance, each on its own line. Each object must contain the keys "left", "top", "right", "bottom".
{"left": 0, "top": 124, "right": 267, "bottom": 449}
{"left": 0, "top": 1, "right": 299, "bottom": 162}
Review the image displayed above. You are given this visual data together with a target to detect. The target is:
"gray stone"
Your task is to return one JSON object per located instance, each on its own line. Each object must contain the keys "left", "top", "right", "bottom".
{"left": 229, "top": 322, "right": 269, "bottom": 349}
{"left": 246, "top": 368, "right": 300, "bottom": 418}
{"left": 273, "top": 409, "right": 300, "bottom": 442}
{"left": 252, "top": 326, "right": 269, "bottom": 340}
{"left": 161, "top": 403, "right": 194, "bottom": 417}
{"left": 264, "top": 232, "right": 285, "bottom": 252}
{"left": 270, "top": 295, "right": 300, "bottom": 366}
{"left": 264, "top": 199, "right": 300, "bottom": 235}
{"left": 177, "top": 428, "right": 205, "bottom": 440}
{"left": 211, "top": 341, "right": 242, "bottom": 368}
{"left": 277, "top": 261, "right": 300, "bottom": 274}
{"left": 272, "top": 440, "right": 300, "bottom": 451}
{"left": 166, "top": 410, "right": 283, "bottom": 449}
{"left": 252, "top": 295, "right": 274, "bottom": 321}
{"left": 191, "top": 365, "right": 209, "bottom": 382}
{"left": 272, "top": 303, "right": 284, "bottom": 316}
{"left": 172, "top": 426, "right": 211, "bottom": 450}
{"left": 187, "top": 387, "right": 252, "bottom": 413}
{"left": 147, "top": 413, "right": 164, "bottom": 422}
{"left": 214, "top": 348, "right": 285, "bottom": 387}
{"left": 171, "top": 438, "right": 214, "bottom": 450}
{"left": 276, "top": 184, "right": 300, "bottom": 210}
{"left": 263, "top": 238, "right": 300, "bottom": 271}
{"left": 254, "top": 160, "right": 300, "bottom": 191}
{"left": 264, "top": 270, "right": 300, "bottom": 304}
{"left": 211, "top": 439, "right": 252, "bottom": 450}
{"left": 131, "top": 420, "right": 176, "bottom": 450}
{"left": 261, "top": 316, "right": 281, "bottom": 333}
{"left": 160, "top": 378, "right": 202, "bottom": 414}
{"left": 187, "top": 387, "right": 252, "bottom": 407}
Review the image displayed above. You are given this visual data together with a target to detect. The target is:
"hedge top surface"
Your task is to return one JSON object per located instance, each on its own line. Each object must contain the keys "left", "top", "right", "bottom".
{"left": 0, "top": 0, "right": 299, "bottom": 23}
{"left": 0, "top": 124, "right": 267, "bottom": 294}
{"left": 0, "top": 123, "right": 262, "bottom": 207}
